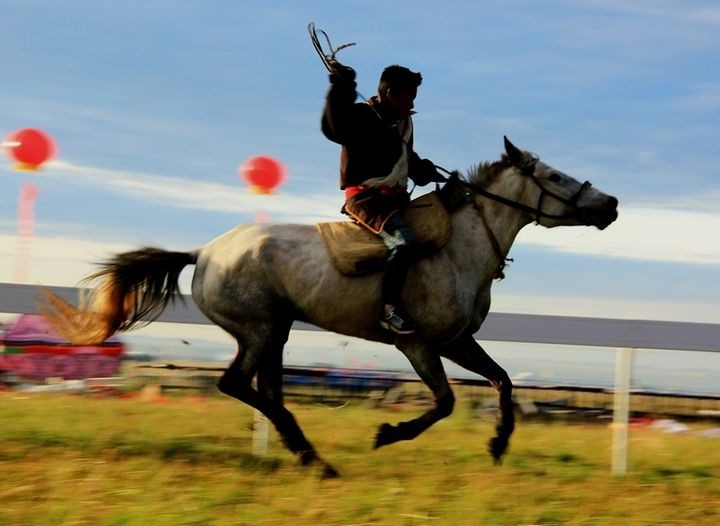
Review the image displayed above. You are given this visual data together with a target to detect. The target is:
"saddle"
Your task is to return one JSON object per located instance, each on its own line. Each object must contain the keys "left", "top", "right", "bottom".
{"left": 316, "top": 192, "right": 452, "bottom": 275}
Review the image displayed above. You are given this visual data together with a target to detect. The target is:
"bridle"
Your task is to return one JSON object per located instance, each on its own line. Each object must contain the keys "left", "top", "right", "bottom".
{"left": 462, "top": 157, "right": 593, "bottom": 225}
{"left": 437, "top": 159, "right": 593, "bottom": 280}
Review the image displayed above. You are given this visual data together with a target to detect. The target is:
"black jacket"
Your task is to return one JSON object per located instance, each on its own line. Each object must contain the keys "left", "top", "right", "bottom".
{"left": 322, "top": 76, "right": 439, "bottom": 190}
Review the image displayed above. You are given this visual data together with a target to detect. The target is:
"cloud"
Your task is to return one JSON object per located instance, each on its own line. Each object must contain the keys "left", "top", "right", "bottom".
{"left": 492, "top": 293, "right": 720, "bottom": 324}
{"left": 668, "top": 82, "right": 720, "bottom": 112}
{"left": 2, "top": 162, "right": 718, "bottom": 330}
{"left": 44, "top": 159, "right": 344, "bottom": 224}
{"left": 687, "top": 6, "right": 720, "bottom": 24}
{"left": 517, "top": 205, "right": 720, "bottom": 265}
{"left": 0, "top": 233, "right": 136, "bottom": 286}
{"left": 2, "top": 202, "right": 718, "bottom": 290}
{"left": 0, "top": 159, "right": 711, "bottom": 274}
{"left": 567, "top": 0, "right": 720, "bottom": 26}
{"left": 2, "top": 156, "right": 717, "bottom": 294}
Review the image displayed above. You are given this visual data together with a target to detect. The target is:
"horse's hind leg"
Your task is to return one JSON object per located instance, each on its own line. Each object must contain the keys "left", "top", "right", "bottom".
{"left": 255, "top": 334, "right": 339, "bottom": 478}
{"left": 440, "top": 334, "right": 514, "bottom": 463}
{"left": 374, "top": 342, "right": 455, "bottom": 448}
{"left": 217, "top": 321, "right": 338, "bottom": 477}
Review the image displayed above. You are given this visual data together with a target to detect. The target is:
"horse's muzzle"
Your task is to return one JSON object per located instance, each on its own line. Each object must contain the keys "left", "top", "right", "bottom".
{"left": 582, "top": 195, "right": 618, "bottom": 230}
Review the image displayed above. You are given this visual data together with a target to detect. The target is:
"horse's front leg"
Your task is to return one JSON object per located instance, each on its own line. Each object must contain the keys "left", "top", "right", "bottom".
{"left": 440, "top": 334, "right": 514, "bottom": 463}
{"left": 375, "top": 342, "right": 455, "bottom": 448}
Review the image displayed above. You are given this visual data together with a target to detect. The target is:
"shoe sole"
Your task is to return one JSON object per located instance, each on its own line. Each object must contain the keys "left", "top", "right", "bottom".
{"left": 379, "top": 321, "right": 416, "bottom": 335}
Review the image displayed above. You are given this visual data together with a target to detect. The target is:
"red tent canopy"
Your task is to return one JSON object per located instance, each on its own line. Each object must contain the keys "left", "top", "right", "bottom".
{"left": 0, "top": 314, "right": 124, "bottom": 380}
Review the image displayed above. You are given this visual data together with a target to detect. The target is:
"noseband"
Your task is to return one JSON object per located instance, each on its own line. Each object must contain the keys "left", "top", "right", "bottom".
{"left": 526, "top": 161, "right": 593, "bottom": 224}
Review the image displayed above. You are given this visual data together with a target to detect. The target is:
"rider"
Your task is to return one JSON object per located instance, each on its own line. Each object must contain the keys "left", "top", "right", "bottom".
{"left": 322, "top": 61, "right": 445, "bottom": 335}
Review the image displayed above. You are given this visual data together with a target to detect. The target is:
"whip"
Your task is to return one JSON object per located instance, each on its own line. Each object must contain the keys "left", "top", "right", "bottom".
{"left": 308, "top": 22, "right": 356, "bottom": 72}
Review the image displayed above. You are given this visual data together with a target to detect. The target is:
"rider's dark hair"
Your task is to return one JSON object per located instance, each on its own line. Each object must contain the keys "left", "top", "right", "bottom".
{"left": 378, "top": 65, "right": 422, "bottom": 97}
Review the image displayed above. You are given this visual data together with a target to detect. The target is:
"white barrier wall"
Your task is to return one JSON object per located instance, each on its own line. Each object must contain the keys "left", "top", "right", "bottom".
{"left": 2, "top": 283, "right": 719, "bottom": 351}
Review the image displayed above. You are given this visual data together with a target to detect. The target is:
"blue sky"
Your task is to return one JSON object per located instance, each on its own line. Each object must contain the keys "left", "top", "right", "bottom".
{"left": 1, "top": 0, "right": 719, "bottom": 333}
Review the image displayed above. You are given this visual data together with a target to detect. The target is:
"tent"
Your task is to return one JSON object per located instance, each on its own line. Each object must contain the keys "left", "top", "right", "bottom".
{"left": 0, "top": 314, "right": 124, "bottom": 380}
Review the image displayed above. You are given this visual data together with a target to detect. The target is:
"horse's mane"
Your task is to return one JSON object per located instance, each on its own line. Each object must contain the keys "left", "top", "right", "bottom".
{"left": 439, "top": 152, "right": 529, "bottom": 211}
{"left": 438, "top": 158, "right": 507, "bottom": 212}
{"left": 463, "top": 156, "right": 510, "bottom": 188}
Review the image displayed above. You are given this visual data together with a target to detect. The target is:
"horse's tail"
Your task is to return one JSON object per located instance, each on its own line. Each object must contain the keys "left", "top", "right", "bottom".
{"left": 41, "top": 247, "right": 198, "bottom": 345}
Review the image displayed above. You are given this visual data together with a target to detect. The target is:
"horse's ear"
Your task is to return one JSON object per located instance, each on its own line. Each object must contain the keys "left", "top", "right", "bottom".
{"left": 503, "top": 136, "right": 524, "bottom": 165}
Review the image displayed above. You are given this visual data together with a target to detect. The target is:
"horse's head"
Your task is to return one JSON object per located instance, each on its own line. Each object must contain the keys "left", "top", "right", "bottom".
{"left": 501, "top": 136, "right": 618, "bottom": 229}
{"left": 455, "top": 137, "right": 618, "bottom": 230}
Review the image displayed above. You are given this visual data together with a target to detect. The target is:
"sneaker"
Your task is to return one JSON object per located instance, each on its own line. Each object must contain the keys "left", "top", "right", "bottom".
{"left": 380, "top": 308, "right": 417, "bottom": 335}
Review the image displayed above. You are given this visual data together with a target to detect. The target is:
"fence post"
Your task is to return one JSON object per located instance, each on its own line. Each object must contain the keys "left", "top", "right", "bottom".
{"left": 611, "top": 347, "right": 634, "bottom": 476}
{"left": 250, "top": 374, "right": 269, "bottom": 456}
{"left": 252, "top": 410, "right": 269, "bottom": 456}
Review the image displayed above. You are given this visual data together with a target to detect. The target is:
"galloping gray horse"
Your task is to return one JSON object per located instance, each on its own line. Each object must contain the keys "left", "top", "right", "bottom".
{"left": 43, "top": 137, "right": 618, "bottom": 477}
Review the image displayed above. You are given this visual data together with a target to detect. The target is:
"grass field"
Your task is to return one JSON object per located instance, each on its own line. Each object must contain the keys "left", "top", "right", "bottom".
{"left": 1, "top": 391, "right": 719, "bottom": 525}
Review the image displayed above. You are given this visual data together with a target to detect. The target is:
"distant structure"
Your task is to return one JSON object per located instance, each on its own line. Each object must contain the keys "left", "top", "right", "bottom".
{"left": 0, "top": 314, "right": 124, "bottom": 381}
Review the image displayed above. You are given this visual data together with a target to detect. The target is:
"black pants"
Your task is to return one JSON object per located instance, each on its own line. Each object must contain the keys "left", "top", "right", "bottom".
{"left": 379, "top": 213, "right": 419, "bottom": 307}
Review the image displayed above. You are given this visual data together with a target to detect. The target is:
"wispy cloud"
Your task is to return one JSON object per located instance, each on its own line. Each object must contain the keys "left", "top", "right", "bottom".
{"left": 44, "top": 159, "right": 344, "bottom": 223}
{"left": 0, "top": 157, "right": 720, "bottom": 294}
{"left": 493, "top": 292, "right": 720, "bottom": 324}
{"left": 0, "top": 91, "right": 194, "bottom": 139}
{"left": 44, "top": 157, "right": 719, "bottom": 215}
{"left": 518, "top": 206, "right": 720, "bottom": 265}
{"left": 668, "top": 82, "right": 720, "bottom": 112}
{"left": 0, "top": 233, "right": 136, "bottom": 286}
{"left": 567, "top": 0, "right": 720, "bottom": 26}
{"left": 3, "top": 230, "right": 718, "bottom": 328}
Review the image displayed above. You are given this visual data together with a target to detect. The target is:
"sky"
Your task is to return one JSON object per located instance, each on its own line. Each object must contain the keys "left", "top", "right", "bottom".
{"left": 1, "top": 0, "right": 719, "bottom": 348}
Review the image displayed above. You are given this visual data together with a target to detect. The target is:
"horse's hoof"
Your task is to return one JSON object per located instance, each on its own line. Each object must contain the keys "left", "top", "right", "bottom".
{"left": 487, "top": 436, "right": 508, "bottom": 464}
{"left": 298, "top": 450, "right": 317, "bottom": 466}
{"left": 321, "top": 464, "right": 340, "bottom": 479}
{"left": 374, "top": 423, "right": 396, "bottom": 449}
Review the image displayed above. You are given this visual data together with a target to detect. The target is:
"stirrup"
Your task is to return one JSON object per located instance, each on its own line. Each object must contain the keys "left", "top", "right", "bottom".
{"left": 380, "top": 308, "right": 416, "bottom": 335}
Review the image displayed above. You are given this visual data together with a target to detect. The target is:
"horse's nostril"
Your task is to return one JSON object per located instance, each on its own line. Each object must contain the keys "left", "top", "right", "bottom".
{"left": 608, "top": 196, "right": 619, "bottom": 209}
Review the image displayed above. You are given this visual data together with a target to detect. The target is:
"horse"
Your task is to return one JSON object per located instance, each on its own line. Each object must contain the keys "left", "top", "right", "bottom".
{"left": 42, "top": 136, "right": 618, "bottom": 478}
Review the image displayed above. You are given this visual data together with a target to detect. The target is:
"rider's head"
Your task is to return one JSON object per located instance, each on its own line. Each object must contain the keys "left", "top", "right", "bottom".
{"left": 377, "top": 65, "right": 422, "bottom": 119}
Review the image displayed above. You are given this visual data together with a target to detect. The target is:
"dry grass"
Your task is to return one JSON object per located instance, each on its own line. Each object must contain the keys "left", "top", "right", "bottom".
{"left": 1, "top": 391, "right": 719, "bottom": 525}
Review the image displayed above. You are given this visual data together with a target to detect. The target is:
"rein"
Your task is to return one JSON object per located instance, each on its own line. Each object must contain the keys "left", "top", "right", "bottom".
{"left": 472, "top": 201, "right": 513, "bottom": 280}
{"left": 462, "top": 162, "right": 593, "bottom": 224}
{"left": 436, "top": 161, "right": 591, "bottom": 280}
{"left": 434, "top": 166, "right": 511, "bottom": 279}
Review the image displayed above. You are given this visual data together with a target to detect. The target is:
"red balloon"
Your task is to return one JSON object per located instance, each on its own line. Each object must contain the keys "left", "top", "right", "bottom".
{"left": 239, "top": 155, "right": 286, "bottom": 194}
{"left": 2, "top": 128, "right": 57, "bottom": 171}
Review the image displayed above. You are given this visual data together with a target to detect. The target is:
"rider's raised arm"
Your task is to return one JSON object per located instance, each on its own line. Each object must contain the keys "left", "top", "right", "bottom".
{"left": 321, "top": 69, "right": 359, "bottom": 145}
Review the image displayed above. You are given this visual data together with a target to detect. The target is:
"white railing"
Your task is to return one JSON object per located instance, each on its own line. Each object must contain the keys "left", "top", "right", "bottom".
{"left": 2, "top": 282, "right": 720, "bottom": 475}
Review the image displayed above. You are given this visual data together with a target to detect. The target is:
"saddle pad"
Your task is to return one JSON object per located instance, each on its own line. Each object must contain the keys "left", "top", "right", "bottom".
{"left": 317, "top": 191, "right": 452, "bottom": 275}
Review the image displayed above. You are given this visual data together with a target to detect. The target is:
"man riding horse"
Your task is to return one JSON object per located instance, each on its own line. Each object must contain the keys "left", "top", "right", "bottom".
{"left": 322, "top": 60, "right": 446, "bottom": 335}
{"left": 39, "top": 25, "right": 618, "bottom": 478}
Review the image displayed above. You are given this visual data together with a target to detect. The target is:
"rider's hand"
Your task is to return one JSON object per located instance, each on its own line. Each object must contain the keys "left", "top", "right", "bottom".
{"left": 327, "top": 59, "right": 356, "bottom": 83}
{"left": 421, "top": 159, "right": 447, "bottom": 182}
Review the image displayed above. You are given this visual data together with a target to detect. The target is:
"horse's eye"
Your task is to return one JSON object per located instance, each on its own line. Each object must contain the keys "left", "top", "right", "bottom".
{"left": 549, "top": 173, "right": 561, "bottom": 183}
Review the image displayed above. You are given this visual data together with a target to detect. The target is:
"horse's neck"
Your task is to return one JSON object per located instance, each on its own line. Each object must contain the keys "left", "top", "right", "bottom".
{"left": 448, "top": 198, "right": 529, "bottom": 282}
{"left": 482, "top": 197, "right": 530, "bottom": 257}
